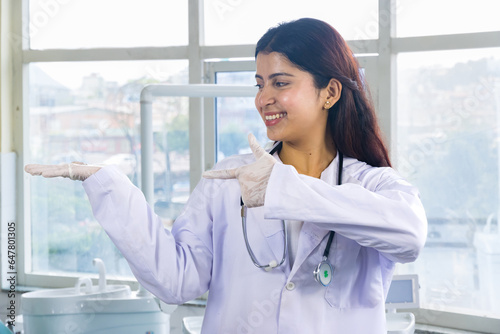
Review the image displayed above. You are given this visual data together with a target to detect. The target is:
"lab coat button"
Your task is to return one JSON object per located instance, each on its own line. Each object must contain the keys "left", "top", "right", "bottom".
{"left": 286, "top": 282, "right": 295, "bottom": 291}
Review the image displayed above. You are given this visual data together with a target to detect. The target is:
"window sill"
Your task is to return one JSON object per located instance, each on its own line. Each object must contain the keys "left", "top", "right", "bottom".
{"left": 416, "top": 324, "right": 484, "bottom": 334}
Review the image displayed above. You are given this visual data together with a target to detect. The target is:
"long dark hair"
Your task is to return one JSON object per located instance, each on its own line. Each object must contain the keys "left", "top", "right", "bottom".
{"left": 255, "top": 18, "right": 391, "bottom": 168}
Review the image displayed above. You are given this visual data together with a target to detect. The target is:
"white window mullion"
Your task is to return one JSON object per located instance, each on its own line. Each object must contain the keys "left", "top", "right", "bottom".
{"left": 201, "top": 44, "right": 255, "bottom": 59}
{"left": 188, "top": 0, "right": 205, "bottom": 190}
{"left": 23, "top": 47, "right": 189, "bottom": 63}
{"left": 377, "top": 0, "right": 397, "bottom": 158}
{"left": 393, "top": 31, "right": 500, "bottom": 53}
{"left": 15, "top": 0, "right": 31, "bottom": 287}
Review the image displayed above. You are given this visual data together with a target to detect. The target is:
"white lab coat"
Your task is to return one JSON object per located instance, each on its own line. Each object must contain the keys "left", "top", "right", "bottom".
{"left": 82, "top": 152, "right": 427, "bottom": 334}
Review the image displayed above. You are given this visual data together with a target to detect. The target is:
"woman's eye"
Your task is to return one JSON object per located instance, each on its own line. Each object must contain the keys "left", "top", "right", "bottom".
{"left": 255, "top": 83, "right": 263, "bottom": 89}
{"left": 275, "top": 82, "right": 288, "bottom": 87}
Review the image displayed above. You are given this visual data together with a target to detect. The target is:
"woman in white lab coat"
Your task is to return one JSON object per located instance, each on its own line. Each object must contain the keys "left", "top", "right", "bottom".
{"left": 26, "top": 18, "right": 427, "bottom": 333}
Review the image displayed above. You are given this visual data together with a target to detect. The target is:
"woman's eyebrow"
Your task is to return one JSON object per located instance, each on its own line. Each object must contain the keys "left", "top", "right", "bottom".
{"left": 255, "top": 72, "right": 295, "bottom": 80}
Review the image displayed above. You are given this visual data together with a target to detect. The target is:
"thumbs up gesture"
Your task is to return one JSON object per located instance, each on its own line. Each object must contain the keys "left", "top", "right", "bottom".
{"left": 202, "top": 133, "right": 277, "bottom": 208}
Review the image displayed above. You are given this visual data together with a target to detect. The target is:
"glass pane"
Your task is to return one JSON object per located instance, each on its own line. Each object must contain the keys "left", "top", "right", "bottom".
{"left": 204, "top": 0, "right": 378, "bottom": 45}
{"left": 28, "top": 60, "right": 189, "bottom": 276}
{"left": 29, "top": 0, "right": 188, "bottom": 49}
{"left": 396, "top": 0, "right": 500, "bottom": 37}
{"left": 215, "top": 71, "right": 268, "bottom": 160}
{"left": 396, "top": 48, "right": 500, "bottom": 317}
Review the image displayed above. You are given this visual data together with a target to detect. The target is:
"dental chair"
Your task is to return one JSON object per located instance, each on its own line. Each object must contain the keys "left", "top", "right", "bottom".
{"left": 385, "top": 274, "right": 420, "bottom": 334}
{"left": 182, "top": 316, "right": 203, "bottom": 334}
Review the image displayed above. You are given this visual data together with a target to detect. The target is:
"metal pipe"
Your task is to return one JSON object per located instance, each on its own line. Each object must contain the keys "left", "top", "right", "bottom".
{"left": 140, "top": 92, "right": 154, "bottom": 204}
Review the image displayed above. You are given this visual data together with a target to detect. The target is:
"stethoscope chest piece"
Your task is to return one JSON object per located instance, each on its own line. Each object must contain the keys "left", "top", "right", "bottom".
{"left": 314, "top": 258, "right": 334, "bottom": 287}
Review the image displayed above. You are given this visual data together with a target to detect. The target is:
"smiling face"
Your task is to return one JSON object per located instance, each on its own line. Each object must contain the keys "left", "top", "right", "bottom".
{"left": 255, "top": 52, "right": 332, "bottom": 147}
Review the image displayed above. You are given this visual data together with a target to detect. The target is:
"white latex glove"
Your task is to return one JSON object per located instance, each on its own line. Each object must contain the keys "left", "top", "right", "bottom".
{"left": 24, "top": 162, "right": 102, "bottom": 181}
{"left": 202, "top": 133, "right": 277, "bottom": 208}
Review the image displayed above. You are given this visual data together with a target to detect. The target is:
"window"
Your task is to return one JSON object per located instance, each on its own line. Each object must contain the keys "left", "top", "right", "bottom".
{"left": 396, "top": 48, "right": 500, "bottom": 318}
{"left": 214, "top": 71, "right": 267, "bottom": 159}
{"left": 3, "top": 0, "right": 500, "bottom": 331}
{"left": 28, "top": 61, "right": 188, "bottom": 275}
{"left": 10, "top": 0, "right": 191, "bottom": 287}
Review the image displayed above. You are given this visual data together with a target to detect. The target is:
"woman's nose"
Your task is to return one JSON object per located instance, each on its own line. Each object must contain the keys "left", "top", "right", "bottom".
{"left": 255, "top": 85, "right": 274, "bottom": 108}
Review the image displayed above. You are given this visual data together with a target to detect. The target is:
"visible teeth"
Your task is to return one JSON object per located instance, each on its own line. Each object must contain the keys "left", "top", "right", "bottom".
{"left": 265, "top": 113, "right": 286, "bottom": 120}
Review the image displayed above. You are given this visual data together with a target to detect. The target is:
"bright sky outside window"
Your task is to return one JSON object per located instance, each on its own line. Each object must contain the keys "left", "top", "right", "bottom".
{"left": 396, "top": 0, "right": 500, "bottom": 37}
{"left": 29, "top": 0, "right": 188, "bottom": 49}
{"left": 203, "top": 0, "right": 378, "bottom": 45}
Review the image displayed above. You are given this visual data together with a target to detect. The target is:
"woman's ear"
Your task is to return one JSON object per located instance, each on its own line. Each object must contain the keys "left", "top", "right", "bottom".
{"left": 323, "top": 79, "right": 342, "bottom": 109}
{"left": 327, "top": 78, "right": 342, "bottom": 105}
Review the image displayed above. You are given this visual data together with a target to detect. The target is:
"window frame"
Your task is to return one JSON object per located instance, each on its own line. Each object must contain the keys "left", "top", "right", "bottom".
{"left": 3, "top": 0, "right": 500, "bottom": 331}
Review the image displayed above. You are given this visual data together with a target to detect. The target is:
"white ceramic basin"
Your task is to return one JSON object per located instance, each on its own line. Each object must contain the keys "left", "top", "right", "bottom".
{"left": 21, "top": 284, "right": 132, "bottom": 315}
{"left": 386, "top": 312, "right": 415, "bottom": 334}
{"left": 20, "top": 259, "right": 177, "bottom": 334}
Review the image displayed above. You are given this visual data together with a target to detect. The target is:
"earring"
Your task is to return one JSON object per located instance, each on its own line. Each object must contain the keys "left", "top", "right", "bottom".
{"left": 324, "top": 101, "right": 331, "bottom": 109}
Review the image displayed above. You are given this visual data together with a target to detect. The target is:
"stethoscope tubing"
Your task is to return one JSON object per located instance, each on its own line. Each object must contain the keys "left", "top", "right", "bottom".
{"left": 240, "top": 141, "right": 343, "bottom": 282}
{"left": 240, "top": 141, "right": 287, "bottom": 270}
{"left": 241, "top": 205, "right": 288, "bottom": 270}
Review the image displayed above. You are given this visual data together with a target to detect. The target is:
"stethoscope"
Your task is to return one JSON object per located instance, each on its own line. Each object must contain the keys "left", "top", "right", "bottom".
{"left": 240, "top": 141, "right": 343, "bottom": 287}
